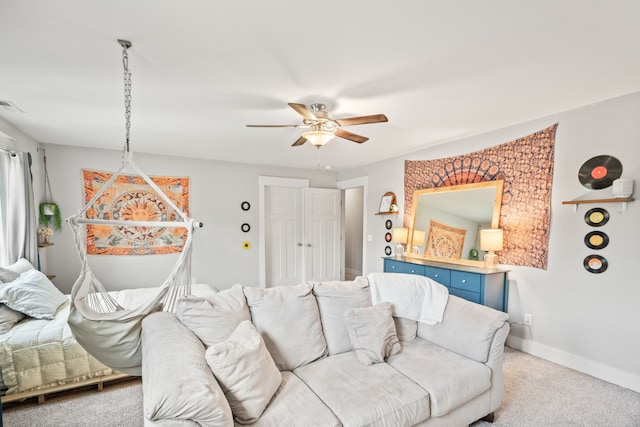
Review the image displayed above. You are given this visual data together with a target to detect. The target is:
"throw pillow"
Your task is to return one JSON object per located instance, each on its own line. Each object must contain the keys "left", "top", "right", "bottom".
{"left": 312, "top": 276, "right": 372, "bottom": 355}
{"left": 243, "top": 283, "right": 327, "bottom": 371}
{"left": 0, "top": 304, "right": 26, "bottom": 334}
{"left": 343, "top": 302, "right": 402, "bottom": 366}
{"left": 0, "top": 269, "right": 68, "bottom": 319}
{"left": 394, "top": 316, "right": 418, "bottom": 341}
{"left": 205, "top": 320, "right": 282, "bottom": 425}
{"left": 0, "top": 258, "right": 34, "bottom": 284}
{"left": 176, "top": 283, "right": 250, "bottom": 347}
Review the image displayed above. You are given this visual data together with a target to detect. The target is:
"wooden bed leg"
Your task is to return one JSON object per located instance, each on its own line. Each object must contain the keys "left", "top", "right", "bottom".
{"left": 98, "top": 382, "right": 104, "bottom": 392}
{"left": 38, "top": 395, "right": 46, "bottom": 405}
{"left": 480, "top": 412, "right": 495, "bottom": 423}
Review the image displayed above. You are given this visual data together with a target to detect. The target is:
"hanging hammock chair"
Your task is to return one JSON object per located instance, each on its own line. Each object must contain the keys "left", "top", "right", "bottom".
{"left": 67, "top": 40, "right": 202, "bottom": 376}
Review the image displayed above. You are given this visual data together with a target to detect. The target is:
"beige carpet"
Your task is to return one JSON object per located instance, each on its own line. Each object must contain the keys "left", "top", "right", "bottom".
{"left": 3, "top": 347, "right": 640, "bottom": 426}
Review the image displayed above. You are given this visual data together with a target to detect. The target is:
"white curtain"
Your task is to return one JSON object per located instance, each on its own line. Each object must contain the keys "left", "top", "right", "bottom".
{"left": 0, "top": 148, "right": 38, "bottom": 267}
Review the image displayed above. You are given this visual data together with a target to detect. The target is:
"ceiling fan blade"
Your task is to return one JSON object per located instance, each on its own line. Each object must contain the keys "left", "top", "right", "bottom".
{"left": 335, "top": 114, "right": 388, "bottom": 127}
{"left": 292, "top": 136, "right": 307, "bottom": 146}
{"left": 335, "top": 129, "right": 369, "bottom": 144}
{"left": 246, "top": 124, "right": 299, "bottom": 128}
{"left": 288, "top": 103, "right": 317, "bottom": 121}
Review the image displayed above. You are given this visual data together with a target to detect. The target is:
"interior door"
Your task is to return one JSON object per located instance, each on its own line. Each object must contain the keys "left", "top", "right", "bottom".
{"left": 265, "top": 186, "right": 303, "bottom": 287}
{"left": 265, "top": 186, "right": 342, "bottom": 286}
{"left": 304, "top": 188, "right": 342, "bottom": 282}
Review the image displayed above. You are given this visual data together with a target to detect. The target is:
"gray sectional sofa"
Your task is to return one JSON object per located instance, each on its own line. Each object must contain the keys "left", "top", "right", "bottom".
{"left": 141, "top": 274, "right": 510, "bottom": 426}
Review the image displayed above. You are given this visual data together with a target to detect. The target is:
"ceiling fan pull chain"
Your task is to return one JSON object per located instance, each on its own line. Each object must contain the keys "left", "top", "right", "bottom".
{"left": 118, "top": 39, "right": 133, "bottom": 156}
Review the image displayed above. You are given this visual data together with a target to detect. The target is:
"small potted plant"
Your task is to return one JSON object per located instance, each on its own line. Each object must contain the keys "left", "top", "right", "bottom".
{"left": 39, "top": 201, "right": 62, "bottom": 231}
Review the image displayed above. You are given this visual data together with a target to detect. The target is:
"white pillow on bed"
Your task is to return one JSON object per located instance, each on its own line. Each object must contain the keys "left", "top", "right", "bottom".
{"left": 0, "top": 304, "right": 25, "bottom": 334}
{"left": 0, "top": 269, "right": 67, "bottom": 319}
{"left": 0, "top": 258, "right": 34, "bottom": 284}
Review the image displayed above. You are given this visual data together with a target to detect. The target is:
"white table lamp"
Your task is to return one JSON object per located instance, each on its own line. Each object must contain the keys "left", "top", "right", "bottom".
{"left": 411, "top": 229, "right": 426, "bottom": 254}
{"left": 392, "top": 228, "right": 408, "bottom": 256}
{"left": 480, "top": 229, "right": 503, "bottom": 268}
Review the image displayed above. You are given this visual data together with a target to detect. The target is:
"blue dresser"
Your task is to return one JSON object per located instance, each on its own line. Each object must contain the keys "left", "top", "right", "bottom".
{"left": 383, "top": 257, "right": 509, "bottom": 312}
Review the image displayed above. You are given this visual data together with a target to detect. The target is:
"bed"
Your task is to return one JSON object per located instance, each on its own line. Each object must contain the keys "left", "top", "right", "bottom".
{"left": 0, "top": 258, "right": 216, "bottom": 404}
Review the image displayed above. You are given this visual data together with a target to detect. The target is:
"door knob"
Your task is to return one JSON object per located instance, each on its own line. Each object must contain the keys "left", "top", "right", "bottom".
{"left": 297, "top": 243, "right": 303, "bottom": 247}
{"left": 306, "top": 243, "right": 312, "bottom": 247}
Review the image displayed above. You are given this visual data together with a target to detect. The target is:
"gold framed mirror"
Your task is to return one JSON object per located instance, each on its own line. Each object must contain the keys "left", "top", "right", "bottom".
{"left": 406, "top": 180, "right": 503, "bottom": 268}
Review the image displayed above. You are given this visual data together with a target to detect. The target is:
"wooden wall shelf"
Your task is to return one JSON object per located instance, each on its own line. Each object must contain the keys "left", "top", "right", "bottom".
{"left": 562, "top": 197, "right": 634, "bottom": 212}
{"left": 38, "top": 242, "right": 54, "bottom": 248}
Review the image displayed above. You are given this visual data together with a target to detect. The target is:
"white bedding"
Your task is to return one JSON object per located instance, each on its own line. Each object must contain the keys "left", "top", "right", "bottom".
{"left": 0, "top": 284, "right": 217, "bottom": 396}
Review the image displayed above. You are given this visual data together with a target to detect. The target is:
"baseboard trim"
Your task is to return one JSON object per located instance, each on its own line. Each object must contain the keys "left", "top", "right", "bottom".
{"left": 507, "top": 335, "right": 640, "bottom": 393}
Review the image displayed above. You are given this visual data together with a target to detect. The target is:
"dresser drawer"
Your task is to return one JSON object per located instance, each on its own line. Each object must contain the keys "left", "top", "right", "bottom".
{"left": 384, "top": 259, "right": 425, "bottom": 275}
{"left": 449, "top": 288, "right": 481, "bottom": 304}
{"left": 424, "top": 267, "right": 450, "bottom": 286}
{"left": 450, "top": 271, "right": 481, "bottom": 293}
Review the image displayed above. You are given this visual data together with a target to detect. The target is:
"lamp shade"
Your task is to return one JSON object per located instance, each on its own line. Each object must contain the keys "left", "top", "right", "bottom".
{"left": 392, "top": 227, "right": 409, "bottom": 244}
{"left": 480, "top": 229, "right": 503, "bottom": 251}
{"left": 302, "top": 130, "right": 336, "bottom": 147}
{"left": 412, "top": 229, "right": 426, "bottom": 245}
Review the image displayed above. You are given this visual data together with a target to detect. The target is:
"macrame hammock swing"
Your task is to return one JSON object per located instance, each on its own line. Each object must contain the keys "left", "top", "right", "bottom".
{"left": 67, "top": 40, "right": 203, "bottom": 376}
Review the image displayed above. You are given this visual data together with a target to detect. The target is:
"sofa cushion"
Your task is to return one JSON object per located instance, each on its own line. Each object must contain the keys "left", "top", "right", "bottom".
{"left": 387, "top": 337, "right": 491, "bottom": 417}
{"left": 205, "top": 320, "right": 282, "bottom": 425}
{"left": 417, "top": 295, "right": 509, "bottom": 363}
{"left": 142, "top": 312, "right": 233, "bottom": 426}
{"left": 394, "top": 316, "right": 418, "bottom": 341}
{"left": 312, "top": 276, "right": 372, "bottom": 355}
{"left": 176, "top": 283, "right": 250, "bottom": 347}
{"left": 243, "top": 371, "right": 340, "bottom": 427}
{"left": 243, "top": 283, "right": 327, "bottom": 371}
{"left": 343, "top": 301, "right": 401, "bottom": 365}
{"left": 294, "top": 351, "right": 430, "bottom": 426}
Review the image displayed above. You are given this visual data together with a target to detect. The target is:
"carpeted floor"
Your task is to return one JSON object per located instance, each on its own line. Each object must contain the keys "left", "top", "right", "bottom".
{"left": 3, "top": 347, "right": 640, "bottom": 426}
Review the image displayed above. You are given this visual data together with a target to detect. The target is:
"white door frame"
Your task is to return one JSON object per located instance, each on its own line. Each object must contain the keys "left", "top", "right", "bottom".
{"left": 259, "top": 176, "right": 309, "bottom": 288}
{"left": 337, "top": 176, "right": 369, "bottom": 277}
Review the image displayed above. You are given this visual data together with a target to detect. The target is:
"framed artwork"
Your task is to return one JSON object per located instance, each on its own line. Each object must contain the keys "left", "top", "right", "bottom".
{"left": 379, "top": 195, "right": 393, "bottom": 213}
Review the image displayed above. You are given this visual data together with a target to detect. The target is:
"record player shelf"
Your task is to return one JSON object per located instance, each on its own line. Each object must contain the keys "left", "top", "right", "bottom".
{"left": 562, "top": 197, "right": 634, "bottom": 212}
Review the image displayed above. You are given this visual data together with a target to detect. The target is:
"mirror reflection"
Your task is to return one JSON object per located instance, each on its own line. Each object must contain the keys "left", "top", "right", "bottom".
{"left": 407, "top": 181, "right": 503, "bottom": 267}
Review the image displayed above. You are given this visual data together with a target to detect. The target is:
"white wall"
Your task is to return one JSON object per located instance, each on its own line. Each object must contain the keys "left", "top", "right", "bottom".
{"left": 41, "top": 143, "right": 336, "bottom": 292}
{"left": 338, "top": 91, "right": 640, "bottom": 392}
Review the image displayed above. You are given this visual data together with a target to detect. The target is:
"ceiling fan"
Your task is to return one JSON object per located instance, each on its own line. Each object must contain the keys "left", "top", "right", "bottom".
{"left": 246, "top": 103, "right": 388, "bottom": 147}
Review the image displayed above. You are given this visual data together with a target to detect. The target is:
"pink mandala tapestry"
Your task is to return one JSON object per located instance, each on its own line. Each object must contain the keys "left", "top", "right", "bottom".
{"left": 405, "top": 124, "right": 557, "bottom": 269}
{"left": 82, "top": 169, "right": 190, "bottom": 255}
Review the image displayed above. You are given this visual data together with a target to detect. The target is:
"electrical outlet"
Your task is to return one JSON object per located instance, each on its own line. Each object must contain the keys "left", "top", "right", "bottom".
{"left": 191, "top": 277, "right": 197, "bottom": 285}
{"left": 524, "top": 313, "right": 533, "bottom": 326}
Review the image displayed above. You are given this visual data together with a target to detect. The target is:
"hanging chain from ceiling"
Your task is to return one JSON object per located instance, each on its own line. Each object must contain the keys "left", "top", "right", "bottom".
{"left": 118, "top": 39, "right": 133, "bottom": 154}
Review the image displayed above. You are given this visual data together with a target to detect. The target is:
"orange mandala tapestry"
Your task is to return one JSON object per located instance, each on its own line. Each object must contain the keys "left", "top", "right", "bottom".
{"left": 82, "top": 169, "right": 190, "bottom": 255}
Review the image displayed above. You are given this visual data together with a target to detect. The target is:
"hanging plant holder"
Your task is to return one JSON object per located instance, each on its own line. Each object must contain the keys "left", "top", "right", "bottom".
{"left": 39, "top": 151, "right": 62, "bottom": 231}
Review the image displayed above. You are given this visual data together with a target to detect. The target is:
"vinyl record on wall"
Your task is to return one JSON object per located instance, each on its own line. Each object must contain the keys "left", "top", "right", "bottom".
{"left": 578, "top": 155, "right": 622, "bottom": 190}
{"left": 583, "top": 254, "right": 608, "bottom": 274}
{"left": 584, "top": 231, "right": 609, "bottom": 250}
{"left": 584, "top": 207, "right": 609, "bottom": 227}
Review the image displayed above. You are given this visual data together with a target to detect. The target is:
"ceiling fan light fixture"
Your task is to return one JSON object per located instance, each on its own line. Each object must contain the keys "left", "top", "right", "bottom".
{"left": 302, "top": 130, "right": 335, "bottom": 147}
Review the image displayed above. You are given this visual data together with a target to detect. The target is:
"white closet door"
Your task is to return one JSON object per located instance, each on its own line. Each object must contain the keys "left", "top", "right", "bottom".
{"left": 304, "top": 188, "right": 342, "bottom": 282}
{"left": 265, "top": 186, "right": 303, "bottom": 287}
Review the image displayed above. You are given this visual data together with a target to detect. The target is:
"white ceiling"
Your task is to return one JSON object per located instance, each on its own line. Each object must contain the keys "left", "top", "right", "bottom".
{"left": 1, "top": 1, "right": 639, "bottom": 171}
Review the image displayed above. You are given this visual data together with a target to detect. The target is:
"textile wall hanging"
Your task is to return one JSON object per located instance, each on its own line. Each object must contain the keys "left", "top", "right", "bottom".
{"left": 424, "top": 219, "right": 466, "bottom": 259}
{"left": 405, "top": 124, "right": 557, "bottom": 269}
{"left": 82, "top": 169, "right": 190, "bottom": 255}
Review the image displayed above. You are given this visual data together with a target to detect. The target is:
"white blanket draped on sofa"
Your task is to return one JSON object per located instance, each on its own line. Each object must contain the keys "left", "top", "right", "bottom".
{"left": 367, "top": 272, "right": 449, "bottom": 325}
